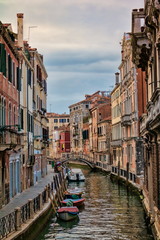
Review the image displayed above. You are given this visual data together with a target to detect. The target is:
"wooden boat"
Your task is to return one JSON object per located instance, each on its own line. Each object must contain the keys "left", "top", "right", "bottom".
{"left": 64, "top": 189, "right": 84, "bottom": 199}
{"left": 61, "top": 198, "right": 85, "bottom": 207}
{"left": 57, "top": 207, "right": 79, "bottom": 221}
{"left": 67, "top": 168, "right": 85, "bottom": 182}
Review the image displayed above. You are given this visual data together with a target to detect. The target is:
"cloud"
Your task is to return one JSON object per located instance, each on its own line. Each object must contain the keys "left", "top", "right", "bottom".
{"left": 47, "top": 70, "right": 114, "bottom": 113}
{"left": 0, "top": 0, "right": 144, "bottom": 113}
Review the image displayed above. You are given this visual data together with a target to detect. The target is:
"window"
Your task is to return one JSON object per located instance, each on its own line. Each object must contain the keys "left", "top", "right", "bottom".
{"left": 13, "top": 62, "right": 15, "bottom": 86}
{"left": 13, "top": 106, "right": 16, "bottom": 126}
{"left": 9, "top": 103, "right": 12, "bottom": 125}
{"left": 0, "top": 43, "right": 6, "bottom": 76}
{"left": 8, "top": 54, "right": 12, "bottom": 82}
{"left": 20, "top": 108, "right": 24, "bottom": 130}
{"left": 54, "top": 119, "right": 58, "bottom": 123}
{"left": 27, "top": 68, "right": 32, "bottom": 86}
{"left": 59, "top": 119, "right": 66, "bottom": 123}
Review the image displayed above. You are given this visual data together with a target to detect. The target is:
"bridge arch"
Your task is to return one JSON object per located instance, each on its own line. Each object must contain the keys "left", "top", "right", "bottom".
{"left": 61, "top": 158, "right": 95, "bottom": 169}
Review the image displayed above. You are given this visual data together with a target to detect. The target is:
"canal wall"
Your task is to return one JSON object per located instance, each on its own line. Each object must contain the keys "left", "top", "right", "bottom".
{"left": 0, "top": 171, "right": 67, "bottom": 240}
{"left": 103, "top": 168, "right": 157, "bottom": 240}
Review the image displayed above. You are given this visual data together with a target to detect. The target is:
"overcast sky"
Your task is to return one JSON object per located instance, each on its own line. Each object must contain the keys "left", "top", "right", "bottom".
{"left": 0, "top": 0, "right": 143, "bottom": 114}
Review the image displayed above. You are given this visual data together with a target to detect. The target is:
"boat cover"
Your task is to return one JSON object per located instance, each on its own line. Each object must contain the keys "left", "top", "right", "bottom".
{"left": 57, "top": 207, "right": 79, "bottom": 213}
{"left": 61, "top": 198, "right": 85, "bottom": 204}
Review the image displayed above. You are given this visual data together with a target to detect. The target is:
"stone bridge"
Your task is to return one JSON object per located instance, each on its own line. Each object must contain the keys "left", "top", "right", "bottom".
{"left": 49, "top": 154, "right": 95, "bottom": 169}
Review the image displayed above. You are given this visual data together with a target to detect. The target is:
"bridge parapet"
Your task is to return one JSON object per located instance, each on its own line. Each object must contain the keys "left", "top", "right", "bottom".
{"left": 61, "top": 153, "right": 95, "bottom": 169}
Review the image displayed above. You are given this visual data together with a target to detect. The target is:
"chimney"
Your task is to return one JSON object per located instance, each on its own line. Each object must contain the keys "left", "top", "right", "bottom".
{"left": 115, "top": 72, "right": 119, "bottom": 85}
{"left": 132, "top": 9, "right": 145, "bottom": 34}
{"left": 17, "top": 13, "right": 24, "bottom": 48}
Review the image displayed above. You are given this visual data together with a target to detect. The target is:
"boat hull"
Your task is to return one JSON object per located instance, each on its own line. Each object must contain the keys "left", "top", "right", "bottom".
{"left": 67, "top": 168, "right": 85, "bottom": 182}
{"left": 58, "top": 212, "right": 78, "bottom": 221}
{"left": 57, "top": 207, "right": 79, "bottom": 221}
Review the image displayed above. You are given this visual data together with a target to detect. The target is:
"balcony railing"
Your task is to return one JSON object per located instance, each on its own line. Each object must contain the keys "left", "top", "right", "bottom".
{"left": 0, "top": 130, "right": 23, "bottom": 150}
{"left": 121, "top": 114, "right": 131, "bottom": 126}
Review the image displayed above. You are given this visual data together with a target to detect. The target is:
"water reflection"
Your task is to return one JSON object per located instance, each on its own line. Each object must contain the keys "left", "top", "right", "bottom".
{"left": 56, "top": 217, "right": 80, "bottom": 229}
{"left": 37, "top": 170, "right": 154, "bottom": 240}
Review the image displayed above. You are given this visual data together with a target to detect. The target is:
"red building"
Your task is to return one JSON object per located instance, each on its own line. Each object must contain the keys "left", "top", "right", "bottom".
{"left": 0, "top": 22, "right": 21, "bottom": 206}
{"left": 59, "top": 126, "right": 70, "bottom": 154}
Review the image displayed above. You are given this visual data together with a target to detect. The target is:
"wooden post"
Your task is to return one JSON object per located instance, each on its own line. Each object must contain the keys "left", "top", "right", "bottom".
{"left": 28, "top": 199, "right": 34, "bottom": 219}
{"left": 15, "top": 207, "right": 21, "bottom": 231}
{"left": 126, "top": 162, "right": 129, "bottom": 182}
{"left": 39, "top": 193, "right": 43, "bottom": 210}
{"left": 45, "top": 185, "right": 49, "bottom": 203}
{"left": 50, "top": 191, "right": 58, "bottom": 209}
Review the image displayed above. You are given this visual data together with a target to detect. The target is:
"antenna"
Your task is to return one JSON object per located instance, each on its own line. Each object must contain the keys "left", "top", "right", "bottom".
{"left": 28, "top": 26, "right": 37, "bottom": 42}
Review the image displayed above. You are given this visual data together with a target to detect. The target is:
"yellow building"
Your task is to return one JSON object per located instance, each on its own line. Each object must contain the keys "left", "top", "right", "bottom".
{"left": 111, "top": 74, "right": 122, "bottom": 170}
{"left": 47, "top": 113, "right": 70, "bottom": 158}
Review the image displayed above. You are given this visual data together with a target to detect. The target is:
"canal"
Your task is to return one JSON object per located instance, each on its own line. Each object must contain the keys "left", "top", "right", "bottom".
{"left": 37, "top": 169, "right": 154, "bottom": 240}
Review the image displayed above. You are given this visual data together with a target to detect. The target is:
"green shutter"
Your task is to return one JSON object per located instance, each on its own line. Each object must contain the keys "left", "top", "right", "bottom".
{"left": 0, "top": 43, "right": 6, "bottom": 76}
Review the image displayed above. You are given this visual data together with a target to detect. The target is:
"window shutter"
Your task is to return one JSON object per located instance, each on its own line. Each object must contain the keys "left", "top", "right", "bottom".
{"left": 17, "top": 67, "right": 21, "bottom": 91}
{"left": 8, "top": 54, "right": 12, "bottom": 82}
{"left": 0, "top": 43, "right": 6, "bottom": 76}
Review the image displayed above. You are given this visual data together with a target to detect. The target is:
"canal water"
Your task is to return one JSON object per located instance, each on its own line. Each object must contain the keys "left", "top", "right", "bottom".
{"left": 37, "top": 169, "right": 154, "bottom": 240}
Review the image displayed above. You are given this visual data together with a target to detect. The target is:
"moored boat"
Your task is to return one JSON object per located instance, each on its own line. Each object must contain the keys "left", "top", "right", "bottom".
{"left": 64, "top": 188, "right": 84, "bottom": 199}
{"left": 61, "top": 198, "right": 85, "bottom": 207}
{"left": 67, "top": 168, "right": 85, "bottom": 182}
{"left": 57, "top": 206, "right": 79, "bottom": 221}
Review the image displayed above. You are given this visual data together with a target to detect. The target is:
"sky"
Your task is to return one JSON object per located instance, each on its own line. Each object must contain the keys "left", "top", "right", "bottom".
{"left": 0, "top": 0, "right": 144, "bottom": 114}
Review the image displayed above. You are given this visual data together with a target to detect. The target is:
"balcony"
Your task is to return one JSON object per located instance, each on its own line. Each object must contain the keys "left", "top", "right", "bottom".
{"left": 142, "top": 88, "right": 160, "bottom": 131}
{"left": 110, "top": 139, "right": 122, "bottom": 147}
{"left": 0, "top": 129, "right": 23, "bottom": 151}
{"left": 121, "top": 114, "right": 131, "bottom": 126}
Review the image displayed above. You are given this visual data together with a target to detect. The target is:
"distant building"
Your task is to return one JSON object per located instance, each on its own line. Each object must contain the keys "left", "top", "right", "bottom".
{"left": 46, "top": 113, "right": 70, "bottom": 158}
{"left": 111, "top": 73, "right": 122, "bottom": 171}
{"left": 90, "top": 100, "right": 111, "bottom": 165}
{"left": 69, "top": 91, "right": 110, "bottom": 155}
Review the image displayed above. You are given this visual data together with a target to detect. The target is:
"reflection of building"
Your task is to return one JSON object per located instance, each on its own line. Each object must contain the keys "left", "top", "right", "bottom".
{"left": 47, "top": 113, "right": 70, "bottom": 158}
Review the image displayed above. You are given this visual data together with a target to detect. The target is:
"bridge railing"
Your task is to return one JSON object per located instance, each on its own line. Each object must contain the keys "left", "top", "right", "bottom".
{"left": 61, "top": 153, "right": 95, "bottom": 163}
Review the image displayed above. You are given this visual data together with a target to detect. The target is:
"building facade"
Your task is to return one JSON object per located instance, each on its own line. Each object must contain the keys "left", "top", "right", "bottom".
{"left": 111, "top": 74, "right": 122, "bottom": 172}
{"left": 69, "top": 91, "right": 110, "bottom": 156}
{"left": 0, "top": 13, "right": 48, "bottom": 207}
{"left": 131, "top": 2, "right": 160, "bottom": 235}
{"left": 0, "top": 21, "right": 21, "bottom": 206}
{"left": 47, "top": 113, "right": 70, "bottom": 158}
